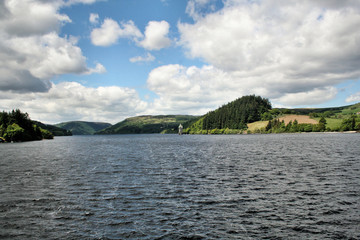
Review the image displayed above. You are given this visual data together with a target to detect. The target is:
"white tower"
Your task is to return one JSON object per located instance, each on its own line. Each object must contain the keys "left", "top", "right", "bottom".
{"left": 178, "top": 124, "right": 183, "bottom": 135}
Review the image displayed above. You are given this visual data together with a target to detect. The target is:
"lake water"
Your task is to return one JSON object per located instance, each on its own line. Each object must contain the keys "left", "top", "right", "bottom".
{"left": 0, "top": 133, "right": 359, "bottom": 239}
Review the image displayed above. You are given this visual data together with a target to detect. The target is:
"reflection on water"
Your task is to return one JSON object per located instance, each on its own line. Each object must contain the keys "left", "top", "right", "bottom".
{"left": 0, "top": 133, "right": 359, "bottom": 239}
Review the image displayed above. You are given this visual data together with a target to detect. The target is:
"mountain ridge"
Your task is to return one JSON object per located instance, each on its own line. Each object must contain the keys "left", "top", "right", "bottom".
{"left": 55, "top": 121, "right": 112, "bottom": 135}
{"left": 96, "top": 115, "right": 198, "bottom": 134}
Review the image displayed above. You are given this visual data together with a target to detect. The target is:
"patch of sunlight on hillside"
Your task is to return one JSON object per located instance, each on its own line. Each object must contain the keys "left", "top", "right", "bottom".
{"left": 247, "top": 121, "right": 268, "bottom": 132}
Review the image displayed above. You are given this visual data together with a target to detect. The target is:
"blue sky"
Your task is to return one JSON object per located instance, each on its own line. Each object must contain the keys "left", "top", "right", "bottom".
{"left": 1, "top": 0, "right": 360, "bottom": 124}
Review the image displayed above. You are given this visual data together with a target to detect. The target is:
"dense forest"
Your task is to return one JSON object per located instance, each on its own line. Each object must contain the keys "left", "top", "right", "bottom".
{"left": 185, "top": 95, "right": 272, "bottom": 134}
{"left": 0, "top": 109, "right": 54, "bottom": 142}
{"left": 202, "top": 95, "right": 272, "bottom": 130}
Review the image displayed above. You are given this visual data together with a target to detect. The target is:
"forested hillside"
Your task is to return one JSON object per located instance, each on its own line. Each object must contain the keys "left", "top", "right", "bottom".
{"left": 184, "top": 96, "right": 360, "bottom": 134}
{"left": 0, "top": 109, "right": 53, "bottom": 142}
{"left": 185, "top": 95, "right": 272, "bottom": 133}
{"left": 96, "top": 115, "right": 197, "bottom": 134}
{"left": 55, "top": 121, "right": 112, "bottom": 135}
{"left": 33, "top": 121, "right": 72, "bottom": 136}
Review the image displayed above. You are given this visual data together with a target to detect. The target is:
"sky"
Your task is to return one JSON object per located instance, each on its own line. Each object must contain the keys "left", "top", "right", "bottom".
{"left": 1, "top": 0, "right": 360, "bottom": 124}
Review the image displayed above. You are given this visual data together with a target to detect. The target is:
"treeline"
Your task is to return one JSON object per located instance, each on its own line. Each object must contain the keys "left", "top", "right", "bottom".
{"left": 339, "top": 115, "right": 360, "bottom": 131}
{"left": 201, "top": 95, "right": 272, "bottom": 130}
{"left": 251, "top": 115, "right": 360, "bottom": 134}
{"left": 0, "top": 109, "right": 53, "bottom": 142}
{"left": 261, "top": 117, "right": 327, "bottom": 133}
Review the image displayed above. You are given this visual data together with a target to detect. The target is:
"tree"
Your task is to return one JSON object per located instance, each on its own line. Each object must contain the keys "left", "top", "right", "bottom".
{"left": 266, "top": 120, "right": 272, "bottom": 131}
{"left": 291, "top": 119, "right": 299, "bottom": 132}
{"left": 41, "top": 129, "right": 54, "bottom": 139}
{"left": 4, "top": 123, "right": 24, "bottom": 142}
{"left": 318, "top": 117, "right": 326, "bottom": 132}
{"left": 340, "top": 115, "right": 358, "bottom": 131}
{"left": 261, "top": 112, "right": 273, "bottom": 121}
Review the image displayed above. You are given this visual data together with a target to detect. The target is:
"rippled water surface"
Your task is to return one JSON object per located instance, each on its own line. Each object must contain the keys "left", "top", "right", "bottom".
{"left": 0, "top": 133, "right": 359, "bottom": 239}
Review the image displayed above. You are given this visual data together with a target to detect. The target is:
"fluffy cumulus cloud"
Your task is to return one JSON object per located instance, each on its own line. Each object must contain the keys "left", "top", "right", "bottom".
{"left": 138, "top": 21, "right": 172, "bottom": 50}
{"left": 1, "top": 0, "right": 71, "bottom": 37}
{"left": 0, "top": 82, "right": 148, "bottom": 124}
{"left": 147, "top": 64, "right": 240, "bottom": 115}
{"left": 91, "top": 18, "right": 143, "bottom": 46}
{"left": 91, "top": 18, "right": 172, "bottom": 51}
{"left": 274, "top": 87, "right": 338, "bottom": 106}
{"left": 173, "top": 0, "right": 360, "bottom": 106}
{"left": 0, "top": 0, "right": 105, "bottom": 93}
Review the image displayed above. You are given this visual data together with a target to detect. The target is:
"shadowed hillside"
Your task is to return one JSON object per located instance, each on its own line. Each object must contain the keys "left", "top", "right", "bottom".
{"left": 96, "top": 115, "right": 198, "bottom": 134}
{"left": 55, "top": 121, "right": 112, "bottom": 135}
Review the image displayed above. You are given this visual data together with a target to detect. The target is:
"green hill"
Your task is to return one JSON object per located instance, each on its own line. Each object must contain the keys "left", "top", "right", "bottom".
{"left": 185, "top": 95, "right": 272, "bottom": 134}
{"left": 184, "top": 96, "right": 360, "bottom": 134}
{"left": 277, "top": 102, "right": 360, "bottom": 117}
{"left": 33, "top": 121, "right": 72, "bottom": 136}
{"left": 55, "top": 121, "right": 112, "bottom": 135}
{"left": 96, "top": 115, "right": 198, "bottom": 134}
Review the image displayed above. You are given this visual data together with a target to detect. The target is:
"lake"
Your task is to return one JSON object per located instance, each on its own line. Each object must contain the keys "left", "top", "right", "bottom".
{"left": 0, "top": 133, "right": 359, "bottom": 239}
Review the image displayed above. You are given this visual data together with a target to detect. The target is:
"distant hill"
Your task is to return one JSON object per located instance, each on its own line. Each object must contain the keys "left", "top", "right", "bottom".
{"left": 96, "top": 115, "right": 198, "bottom": 134}
{"left": 33, "top": 121, "right": 72, "bottom": 136}
{"left": 277, "top": 102, "right": 360, "bottom": 117}
{"left": 55, "top": 121, "right": 112, "bottom": 135}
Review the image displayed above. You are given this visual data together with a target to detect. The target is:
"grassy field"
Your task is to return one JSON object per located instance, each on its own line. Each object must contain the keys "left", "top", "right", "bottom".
{"left": 247, "top": 121, "right": 268, "bottom": 132}
{"left": 278, "top": 115, "right": 318, "bottom": 124}
{"left": 314, "top": 118, "right": 343, "bottom": 130}
{"left": 247, "top": 115, "right": 346, "bottom": 132}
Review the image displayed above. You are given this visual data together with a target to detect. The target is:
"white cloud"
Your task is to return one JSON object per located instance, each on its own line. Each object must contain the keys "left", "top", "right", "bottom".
{"left": 2, "top": 0, "right": 71, "bottom": 37}
{"left": 146, "top": 63, "right": 341, "bottom": 113}
{"left": 175, "top": 0, "right": 360, "bottom": 107}
{"left": 90, "top": 19, "right": 172, "bottom": 51}
{"left": 85, "top": 63, "right": 107, "bottom": 74}
{"left": 0, "top": 0, "right": 106, "bottom": 93}
{"left": 273, "top": 87, "right": 338, "bottom": 106}
{"left": 346, "top": 92, "right": 360, "bottom": 103}
{"left": 138, "top": 21, "right": 171, "bottom": 50}
{"left": 6, "top": 33, "right": 88, "bottom": 79}
{"left": 147, "top": 64, "right": 241, "bottom": 115}
{"left": 89, "top": 13, "right": 99, "bottom": 24}
{"left": 129, "top": 53, "right": 155, "bottom": 63}
{"left": 0, "top": 82, "right": 148, "bottom": 124}
{"left": 91, "top": 18, "right": 143, "bottom": 46}
{"left": 62, "top": 0, "right": 104, "bottom": 6}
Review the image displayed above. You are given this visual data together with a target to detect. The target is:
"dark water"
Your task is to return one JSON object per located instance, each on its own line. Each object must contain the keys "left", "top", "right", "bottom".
{"left": 0, "top": 133, "right": 359, "bottom": 239}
